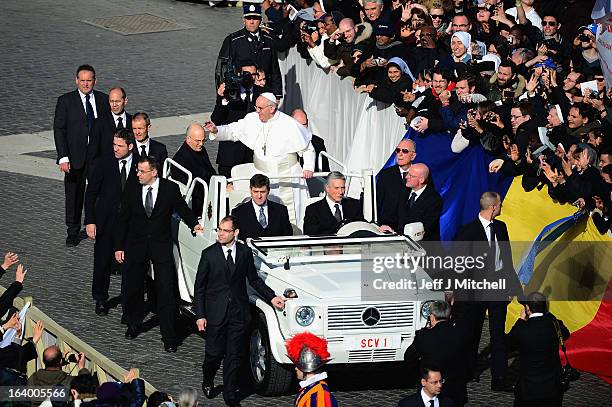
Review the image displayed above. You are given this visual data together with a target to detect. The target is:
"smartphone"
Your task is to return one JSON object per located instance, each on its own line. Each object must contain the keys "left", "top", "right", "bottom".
{"left": 287, "top": 4, "right": 299, "bottom": 21}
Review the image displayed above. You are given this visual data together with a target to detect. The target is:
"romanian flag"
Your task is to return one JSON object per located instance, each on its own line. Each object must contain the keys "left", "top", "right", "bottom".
{"left": 381, "top": 129, "right": 612, "bottom": 382}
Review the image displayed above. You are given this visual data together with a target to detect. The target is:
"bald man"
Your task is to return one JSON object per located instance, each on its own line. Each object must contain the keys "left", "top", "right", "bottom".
{"left": 380, "top": 163, "right": 442, "bottom": 240}
{"left": 89, "top": 87, "right": 132, "bottom": 162}
{"left": 377, "top": 139, "right": 416, "bottom": 231}
{"left": 28, "top": 345, "right": 86, "bottom": 387}
{"left": 291, "top": 109, "right": 330, "bottom": 173}
{"left": 172, "top": 124, "right": 217, "bottom": 216}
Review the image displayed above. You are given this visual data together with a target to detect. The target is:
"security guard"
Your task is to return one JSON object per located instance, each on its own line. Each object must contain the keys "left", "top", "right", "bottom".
{"left": 217, "top": 3, "right": 283, "bottom": 99}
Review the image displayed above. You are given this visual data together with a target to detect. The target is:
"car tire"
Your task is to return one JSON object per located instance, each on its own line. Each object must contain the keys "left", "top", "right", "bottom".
{"left": 249, "top": 312, "right": 294, "bottom": 396}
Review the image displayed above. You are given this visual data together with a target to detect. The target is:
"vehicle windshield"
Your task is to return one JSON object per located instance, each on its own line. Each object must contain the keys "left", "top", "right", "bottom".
{"left": 251, "top": 235, "right": 424, "bottom": 266}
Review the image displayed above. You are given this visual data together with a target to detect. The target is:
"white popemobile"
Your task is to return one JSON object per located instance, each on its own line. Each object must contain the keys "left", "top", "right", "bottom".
{"left": 165, "top": 155, "right": 443, "bottom": 395}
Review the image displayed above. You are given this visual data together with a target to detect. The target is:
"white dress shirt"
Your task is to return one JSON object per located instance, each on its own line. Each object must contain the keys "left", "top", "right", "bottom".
{"left": 420, "top": 388, "right": 439, "bottom": 407}
{"left": 118, "top": 154, "right": 133, "bottom": 178}
{"left": 142, "top": 178, "right": 160, "bottom": 209}
{"left": 479, "top": 214, "right": 503, "bottom": 271}
{"left": 78, "top": 89, "right": 99, "bottom": 119}
{"left": 136, "top": 138, "right": 151, "bottom": 156}
{"left": 112, "top": 112, "right": 127, "bottom": 129}
{"left": 326, "top": 196, "right": 343, "bottom": 219}
{"left": 221, "top": 240, "right": 237, "bottom": 262}
{"left": 252, "top": 200, "right": 269, "bottom": 223}
{"left": 409, "top": 184, "right": 427, "bottom": 202}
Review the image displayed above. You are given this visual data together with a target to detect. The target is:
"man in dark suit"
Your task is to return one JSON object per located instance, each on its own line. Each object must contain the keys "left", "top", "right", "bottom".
{"left": 211, "top": 61, "right": 266, "bottom": 178}
{"left": 114, "top": 156, "right": 203, "bottom": 352}
{"left": 84, "top": 129, "right": 138, "bottom": 316}
{"left": 89, "top": 87, "right": 132, "bottom": 163}
{"left": 131, "top": 112, "right": 168, "bottom": 165}
{"left": 507, "top": 292, "right": 570, "bottom": 407}
{"left": 231, "top": 174, "right": 292, "bottom": 240}
{"left": 171, "top": 124, "right": 217, "bottom": 216}
{"left": 53, "top": 64, "right": 110, "bottom": 246}
{"left": 377, "top": 139, "right": 416, "bottom": 231}
{"left": 404, "top": 301, "right": 470, "bottom": 406}
{"left": 381, "top": 163, "right": 443, "bottom": 240}
{"left": 194, "top": 215, "right": 285, "bottom": 407}
{"left": 397, "top": 366, "right": 456, "bottom": 407}
{"left": 453, "top": 191, "right": 522, "bottom": 391}
{"left": 303, "top": 171, "right": 363, "bottom": 236}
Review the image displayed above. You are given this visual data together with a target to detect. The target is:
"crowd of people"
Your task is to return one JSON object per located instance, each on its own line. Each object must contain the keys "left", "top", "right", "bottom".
{"left": 1, "top": 0, "right": 609, "bottom": 406}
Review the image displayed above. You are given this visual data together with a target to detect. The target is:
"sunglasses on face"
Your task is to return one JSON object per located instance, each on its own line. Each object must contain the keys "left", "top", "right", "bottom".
{"left": 396, "top": 148, "right": 415, "bottom": 154}
{"left": 542, "top": 21, "right": 557, "bottom": 27}
{"left": 431, "top": 14, "right": 444, "bottom": 19}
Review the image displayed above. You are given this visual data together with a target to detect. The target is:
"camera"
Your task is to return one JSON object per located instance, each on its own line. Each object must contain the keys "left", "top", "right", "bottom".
{"left": 222, "top": 64, "right": 254, "bottom": 103}
{"left": 301, "top": 21, "right": 318, "bottom": 34}
{"left": 503, "top": 89, "right": 515, "bottom": 100}
{"left": 62, "top": 353, "right": 79, "bottom": 365}
{"left": 578, "top": 34, "right": 592, "bottom": 42}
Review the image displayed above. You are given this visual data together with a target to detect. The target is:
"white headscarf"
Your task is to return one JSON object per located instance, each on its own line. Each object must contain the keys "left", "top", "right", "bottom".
{"left": 452, "top": 32, "right": 472, "bottom": 55}
{"left": 387, "top": 57, "right": 416, "bottom": 82}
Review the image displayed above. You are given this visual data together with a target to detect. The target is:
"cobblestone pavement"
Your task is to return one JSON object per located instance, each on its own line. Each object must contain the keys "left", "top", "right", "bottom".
{"left": 0, "top": 0, "right": 610, "bottom": 406}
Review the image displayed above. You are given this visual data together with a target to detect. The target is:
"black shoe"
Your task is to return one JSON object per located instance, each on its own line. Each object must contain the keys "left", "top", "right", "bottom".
{"left": 120, "top": 315, "right": 127, "bottom": 325}
{"left": 164, "top": 344, "right": 177, "bottom": 353}
{"left": 201, "top": 382, "right": 214, "bottom": 399}
{"left": 125, "top": 324, "right": 140, "bottom": 339}
{"left": 65, "top": 235, "right": 79, "bottom": 247}
{"left": 95, "top": 301, "right": 108, "bottom": 316}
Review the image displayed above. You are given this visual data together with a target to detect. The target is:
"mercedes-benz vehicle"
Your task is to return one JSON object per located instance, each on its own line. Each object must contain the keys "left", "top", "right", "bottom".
{"left": 165, "top": 157, "right": 443, "bottom": 395}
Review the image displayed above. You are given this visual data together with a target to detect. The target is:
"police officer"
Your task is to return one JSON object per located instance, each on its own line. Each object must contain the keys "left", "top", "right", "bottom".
{"left": 217, "top": 3, "right": 283, "bottom": 99}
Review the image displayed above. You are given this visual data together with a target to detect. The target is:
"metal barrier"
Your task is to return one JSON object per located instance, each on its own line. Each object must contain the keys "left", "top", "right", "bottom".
{"left": 0, "top": 286, "right": 157, "bottom": 396}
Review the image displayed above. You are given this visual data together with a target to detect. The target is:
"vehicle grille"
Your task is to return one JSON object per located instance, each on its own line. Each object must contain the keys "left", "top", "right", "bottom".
{"left": 326, "top": 303, "right": 415, "bottom": 331}
{"left": 348, "top": 349, "right": 397, "bottom": 362}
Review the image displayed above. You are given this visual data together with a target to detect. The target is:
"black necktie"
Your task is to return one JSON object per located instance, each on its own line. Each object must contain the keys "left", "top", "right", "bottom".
{"left": 402, "top": 171, "right": 407, "bottom": 182}
{"left": 140, "top": 145, "right": 147, "bottom": 157}
{"left": 407, "top": 192, "right": 417, "bottom": 208}
{"left": 85, "top": 93, "right": 95, "bottom": 130}
{"left": 245, "top": 89, "right": 252, "bottom": 111}
{"left": 488, "top": 222, "right": 497, "bottom": 269}
{"left": 226, "top": 248, "right": 235, "bottom": 275}
{"left": 145, "top": 186, "right": 153, "bottom": 217}
{"left": 334, "top": 203, "right": 342, "bottom": 222}
{"left": 429, "top": 400, "right": 435, "bottom": 407}
{"left": 116, "top": 117, "right": 124, "bottom": 130}
{"left": 120, "top": 159, "right": 127, "bottom": 190}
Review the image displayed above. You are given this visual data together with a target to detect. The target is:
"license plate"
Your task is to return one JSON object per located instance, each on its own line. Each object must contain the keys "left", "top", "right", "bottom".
{"left": 344, "top": 334, "right": 401, "bottom": 350}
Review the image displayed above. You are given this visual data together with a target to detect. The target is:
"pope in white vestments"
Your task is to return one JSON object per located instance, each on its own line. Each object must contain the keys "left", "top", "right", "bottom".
{"left": 204, "top": 93, "right": 316, "bottom": 230}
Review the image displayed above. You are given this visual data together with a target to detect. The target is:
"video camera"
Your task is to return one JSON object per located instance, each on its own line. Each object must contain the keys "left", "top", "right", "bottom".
{"left": 61, "top": 353, "right": 79, "bottom": 366}
{"left": 222, "top": 63, "right": 254, "bottom": 103}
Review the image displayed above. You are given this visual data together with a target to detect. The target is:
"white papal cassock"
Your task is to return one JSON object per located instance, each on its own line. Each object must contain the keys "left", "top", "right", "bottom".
{"left": 209, "top": 110, "right": 316, "bottom": 230}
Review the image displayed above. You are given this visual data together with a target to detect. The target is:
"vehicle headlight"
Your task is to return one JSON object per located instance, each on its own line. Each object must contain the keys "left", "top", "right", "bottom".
{"left": 295, "top": 306, "right": 315, "bottom": 326}
{"left": 420, "top": 300, "right": 435, "bottom": 320}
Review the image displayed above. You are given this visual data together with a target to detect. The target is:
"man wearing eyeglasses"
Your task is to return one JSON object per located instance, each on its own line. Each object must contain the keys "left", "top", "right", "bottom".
{"left": 404, "top": 301, "right": 470, "bottom": 406}
{"left": 194, "top": 215, "right": 286, "bottom": 407}
{"left": 217, "top": 4, "right": 282, "bottom": 99}
{"left": 397, "top": 366, "right": 455, "bottom": 407}
{"left": 379, "top": 163, "right": 442, "bottom": 241}
{"left": 377, "top": 139, "right": 416, "bottom": 231}
{"left": 114, "top": 156, "right": 203, "bottom": 352}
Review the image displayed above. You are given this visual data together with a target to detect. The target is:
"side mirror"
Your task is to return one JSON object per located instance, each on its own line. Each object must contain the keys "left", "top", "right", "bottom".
{"left": 404, "top": 222, "right": 425, "bottom": 241}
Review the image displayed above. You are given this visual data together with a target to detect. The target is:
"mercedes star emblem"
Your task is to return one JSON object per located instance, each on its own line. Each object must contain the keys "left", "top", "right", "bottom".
{"left": 361, "top": 307, "right": 381, "bottom": 326}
